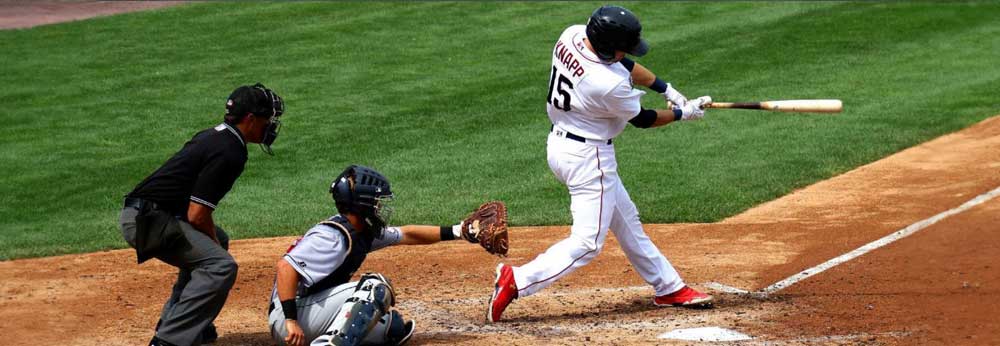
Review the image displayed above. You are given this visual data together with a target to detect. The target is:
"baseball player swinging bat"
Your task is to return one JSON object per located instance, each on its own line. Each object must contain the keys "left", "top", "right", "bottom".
{"left": 706, "top": 99, "right": 842, "bottom": 113}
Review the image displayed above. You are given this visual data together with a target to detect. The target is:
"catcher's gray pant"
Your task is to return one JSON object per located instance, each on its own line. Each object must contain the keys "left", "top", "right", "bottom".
{"left": 268, "top": 282, "right": 395, "bottom": 346}
{"left": 120, "top": 207, "right": 238, "bottom": 346}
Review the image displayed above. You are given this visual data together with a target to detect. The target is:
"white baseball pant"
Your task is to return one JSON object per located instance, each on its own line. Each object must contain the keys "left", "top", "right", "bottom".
{"left": 511, "top": 130, "right": 686, "bottom": 297}
{"left": 268, "top": 282, "right": 395, "bottom": 346}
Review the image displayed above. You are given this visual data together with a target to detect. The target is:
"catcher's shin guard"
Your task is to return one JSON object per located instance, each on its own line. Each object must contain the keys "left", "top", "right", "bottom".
{"left": 315, "top": 273, "right": 396, "bottom": 346}
{"left": 379, "top": 309, "right": 415, "bottom": 346}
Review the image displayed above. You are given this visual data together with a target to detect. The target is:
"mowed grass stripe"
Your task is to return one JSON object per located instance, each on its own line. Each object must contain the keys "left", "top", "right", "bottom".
{"left": 1, "top": 3, "right": 998, "bottom": 259}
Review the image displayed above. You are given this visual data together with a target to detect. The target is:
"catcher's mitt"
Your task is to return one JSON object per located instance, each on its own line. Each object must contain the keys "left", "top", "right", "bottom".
{"left": 461, "top": 201, "right": 509, "bottom": 257}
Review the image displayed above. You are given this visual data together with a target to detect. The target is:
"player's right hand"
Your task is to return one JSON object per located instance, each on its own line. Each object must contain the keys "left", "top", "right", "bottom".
{"left": 662, "top": 83, "right": 688, "bottom": 106}
{"left": 284, "top": 319, "right": 306, "bottom": 346}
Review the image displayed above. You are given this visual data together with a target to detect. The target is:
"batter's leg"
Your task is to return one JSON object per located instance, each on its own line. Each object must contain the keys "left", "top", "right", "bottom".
{"left": 513, "top": 142, "right": 618, "bottom": 297}
{"left": 608, "top": 184, "right": 685, "bottom": 296}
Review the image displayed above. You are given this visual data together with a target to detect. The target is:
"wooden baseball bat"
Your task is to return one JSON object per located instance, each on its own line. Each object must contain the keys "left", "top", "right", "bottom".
{"left": 707, "top": 99, "right": 842, "bottom": 113}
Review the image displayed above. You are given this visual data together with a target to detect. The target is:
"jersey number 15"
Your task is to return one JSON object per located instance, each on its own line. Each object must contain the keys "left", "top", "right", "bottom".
{"left": 547, "top": 66, "right": 574, "bottom": 111}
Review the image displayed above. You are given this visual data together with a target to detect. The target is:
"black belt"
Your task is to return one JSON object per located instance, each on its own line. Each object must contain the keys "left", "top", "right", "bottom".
{"left": 124, "top": 197, "right": 161, "bottom": 211}
{"left": 551, "top": 125, "right": 612, "bottom": 145}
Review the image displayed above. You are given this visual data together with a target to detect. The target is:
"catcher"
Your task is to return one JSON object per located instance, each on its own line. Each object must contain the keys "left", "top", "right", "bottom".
{"left": 269, "top": 165, "right": 507, "bottom": 346}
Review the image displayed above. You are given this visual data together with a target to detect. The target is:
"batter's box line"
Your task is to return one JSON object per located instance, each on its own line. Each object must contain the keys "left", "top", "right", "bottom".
{"left": 705, "top": 185, "right": 1000, "bottom": 299}
{"left": 703, "top": 281, "right": 751, "bottom": 295}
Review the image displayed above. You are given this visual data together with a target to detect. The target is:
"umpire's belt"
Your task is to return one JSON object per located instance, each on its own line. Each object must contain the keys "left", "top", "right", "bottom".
{"left": 124, "top": 197, "right": 161, "bottom": 211}
{"left": 551, "top": 125, "right": 612, "bottom": 145}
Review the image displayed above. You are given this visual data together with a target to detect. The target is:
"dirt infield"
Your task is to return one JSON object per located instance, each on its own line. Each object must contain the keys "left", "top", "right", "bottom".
{"left": 2, "top": 115, "right": 998, "bottom": 345}
{"left": 3, "top": 3, "right": 997, "bottom": 345}
{"left": 0, "top": 1, "right": 182, "bottom": 30}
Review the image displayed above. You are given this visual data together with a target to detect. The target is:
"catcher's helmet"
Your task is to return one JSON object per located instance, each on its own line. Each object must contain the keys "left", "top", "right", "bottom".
{"left": 585, "top": 5, "right": 648, "bottom": 62}
{"left": 330, "top": 165, "right": 394, "bottom": 233}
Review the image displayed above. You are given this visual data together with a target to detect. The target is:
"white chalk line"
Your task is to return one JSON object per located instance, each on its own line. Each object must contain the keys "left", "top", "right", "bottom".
{"left": 762, "top": 185, "right": 1000, "bottom": 294}
{"left": 704, "top": 282, "right": 750, "bottom": 295}
{"left": 704, "top": 185, "right": 1000, "bottom": 298}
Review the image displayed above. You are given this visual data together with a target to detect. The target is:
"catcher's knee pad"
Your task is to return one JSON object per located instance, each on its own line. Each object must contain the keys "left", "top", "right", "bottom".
{"left": 320, "top": 273, "right": 396, "bottom": 346}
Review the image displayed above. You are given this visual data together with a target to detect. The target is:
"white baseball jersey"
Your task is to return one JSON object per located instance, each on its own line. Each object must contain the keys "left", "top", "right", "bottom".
{"left": 546, "top": 25, "right": 646, "bottom": 140}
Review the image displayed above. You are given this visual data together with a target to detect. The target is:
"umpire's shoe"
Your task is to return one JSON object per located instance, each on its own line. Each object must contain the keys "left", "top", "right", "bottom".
{"left": 487, "top": 263, "right": 518, "bottom": 323}
{"left": 148, "top": 336, "right": 179, "bottom": 346}
{"left": 154, "top": 320, "right": 218, "bottom": 344}
{"left": 654, "top": 285, "right": 714, "bottom": 308}
{"left": 201, "top": 324, "right": 218, "bottom": 343}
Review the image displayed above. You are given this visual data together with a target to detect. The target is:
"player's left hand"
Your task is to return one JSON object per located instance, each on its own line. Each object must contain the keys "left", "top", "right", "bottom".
{"left": 284, "top": 319, "right": 305, "bottom": 346}
{"left": 677, "top": 96, "right": 712, "bottom": 121}
{"left": 460, "top": 201, "right": 509, "bottom": 257}
{"left": 662, "top": 83, "right": 688, "bottom": 106}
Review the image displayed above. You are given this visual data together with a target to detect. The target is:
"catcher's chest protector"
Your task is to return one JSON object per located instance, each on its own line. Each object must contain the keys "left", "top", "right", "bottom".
{"left": 304, "top": 215, "right": 375, "bottom": 297}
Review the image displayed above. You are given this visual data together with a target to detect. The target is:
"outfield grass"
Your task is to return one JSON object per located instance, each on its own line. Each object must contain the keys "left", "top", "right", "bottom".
{"left": 1, "top": 2, "right": 998, "bottom": 259}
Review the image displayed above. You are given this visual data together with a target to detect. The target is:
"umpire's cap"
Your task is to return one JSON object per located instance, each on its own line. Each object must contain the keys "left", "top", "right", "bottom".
{"left": 225, "top": 83, "right": 284, "bottom": 123}
{"left": 586, "top": 5, "right": 648, "bottom": 61}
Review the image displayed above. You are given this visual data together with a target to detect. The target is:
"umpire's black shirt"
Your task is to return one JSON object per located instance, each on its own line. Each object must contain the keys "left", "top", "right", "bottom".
{"left": 127, "top": 123, "right": 248, "bottom": 218}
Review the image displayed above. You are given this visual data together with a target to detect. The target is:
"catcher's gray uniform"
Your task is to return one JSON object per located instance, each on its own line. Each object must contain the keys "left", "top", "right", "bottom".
{"left": 268, "top": 216, "right": 410, "bottom": 346}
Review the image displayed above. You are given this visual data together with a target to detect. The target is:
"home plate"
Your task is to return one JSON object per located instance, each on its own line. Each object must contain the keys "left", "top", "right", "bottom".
{"left": 658, "top": 326, "right": 753, "bottom": 341}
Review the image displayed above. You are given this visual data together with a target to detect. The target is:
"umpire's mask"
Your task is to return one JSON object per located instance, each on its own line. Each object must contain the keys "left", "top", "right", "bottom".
{"left": 252, "top": 83, "right": 284, "bottom": 155}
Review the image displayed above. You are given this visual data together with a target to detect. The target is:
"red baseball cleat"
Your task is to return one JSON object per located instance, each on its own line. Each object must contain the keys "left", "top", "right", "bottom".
{"left": 487, "top": 263, "right": 518, "bottom": 323}
{"left": 654, "top": 285, "right": 714, "bottom": 308}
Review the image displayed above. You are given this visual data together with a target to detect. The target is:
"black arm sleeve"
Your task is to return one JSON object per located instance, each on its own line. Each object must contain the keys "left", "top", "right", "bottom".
{"left": 628, "top": 108, "right": 658, "bottom": 129}
{"left": 191, "top": 151, "right": 246, "bottom": 209}
{"left": 620, "top": 57, "right": 635, "bottom": 72}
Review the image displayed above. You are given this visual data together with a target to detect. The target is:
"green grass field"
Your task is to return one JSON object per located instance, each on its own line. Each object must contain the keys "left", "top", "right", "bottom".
{"left": 1, "top": 2, "right": 998, "bottom": 259}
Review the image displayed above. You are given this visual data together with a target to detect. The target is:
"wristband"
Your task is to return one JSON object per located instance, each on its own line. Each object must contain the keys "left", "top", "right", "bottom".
{"left": 673, "top": 108, "right": 683, "bottom": 121}
{"left": 650, "top": 78, "right": 668, "bottom": 93}
{"left": 281, "top": 299, "right": 298, "bottom": 320}
{"left": 440, "top": 226, "right": 457, "bottom": 241}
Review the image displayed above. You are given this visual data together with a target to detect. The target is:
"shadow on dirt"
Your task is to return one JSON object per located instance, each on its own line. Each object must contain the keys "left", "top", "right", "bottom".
{"left": 214, "top": 331, "right": 271, "bottom": 346}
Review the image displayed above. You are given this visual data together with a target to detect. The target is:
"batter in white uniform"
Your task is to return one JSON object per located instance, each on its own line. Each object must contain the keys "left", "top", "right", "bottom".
{"left": 488, "top": 5, "right": 714, "bottom": 323}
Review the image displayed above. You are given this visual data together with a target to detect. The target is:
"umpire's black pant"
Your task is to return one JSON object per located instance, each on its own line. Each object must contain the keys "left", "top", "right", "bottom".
{"left": 120, "top": 207, "right": 238, "bottom": 346}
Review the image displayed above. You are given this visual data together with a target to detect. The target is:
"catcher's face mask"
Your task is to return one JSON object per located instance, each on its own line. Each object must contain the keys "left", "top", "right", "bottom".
{"left": 371, "top": 194, "right": 395, "bottom": 232}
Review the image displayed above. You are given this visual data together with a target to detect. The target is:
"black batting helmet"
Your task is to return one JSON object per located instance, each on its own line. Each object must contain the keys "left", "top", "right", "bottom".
{"left": 330, "top": 165, "right": 394, "bottom": 233}
{"left": 586, "top": 5, "right": 648, "bottom": 62}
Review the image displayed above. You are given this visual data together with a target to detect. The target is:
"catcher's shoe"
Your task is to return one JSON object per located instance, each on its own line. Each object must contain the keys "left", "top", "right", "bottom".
{"left": 654, "top": 286, "right": 714, "bottom": 308}
{"left": 487, "top": 263, "right": 518, "bottom": 323}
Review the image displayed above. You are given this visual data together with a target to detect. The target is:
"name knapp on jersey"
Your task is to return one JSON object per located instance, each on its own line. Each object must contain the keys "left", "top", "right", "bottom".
{"left": 554, "top": 41, "right": 586, "bottom": 78}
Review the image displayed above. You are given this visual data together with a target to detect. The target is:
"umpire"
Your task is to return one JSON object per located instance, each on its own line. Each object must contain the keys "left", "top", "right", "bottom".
{"left": 119, "top": 83, "right": 285, "bottom": 346}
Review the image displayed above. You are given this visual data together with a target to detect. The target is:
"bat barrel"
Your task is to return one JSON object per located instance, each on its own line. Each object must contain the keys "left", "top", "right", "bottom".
{"left": 709, "top": 99, "right": 842, "bottom": 113}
